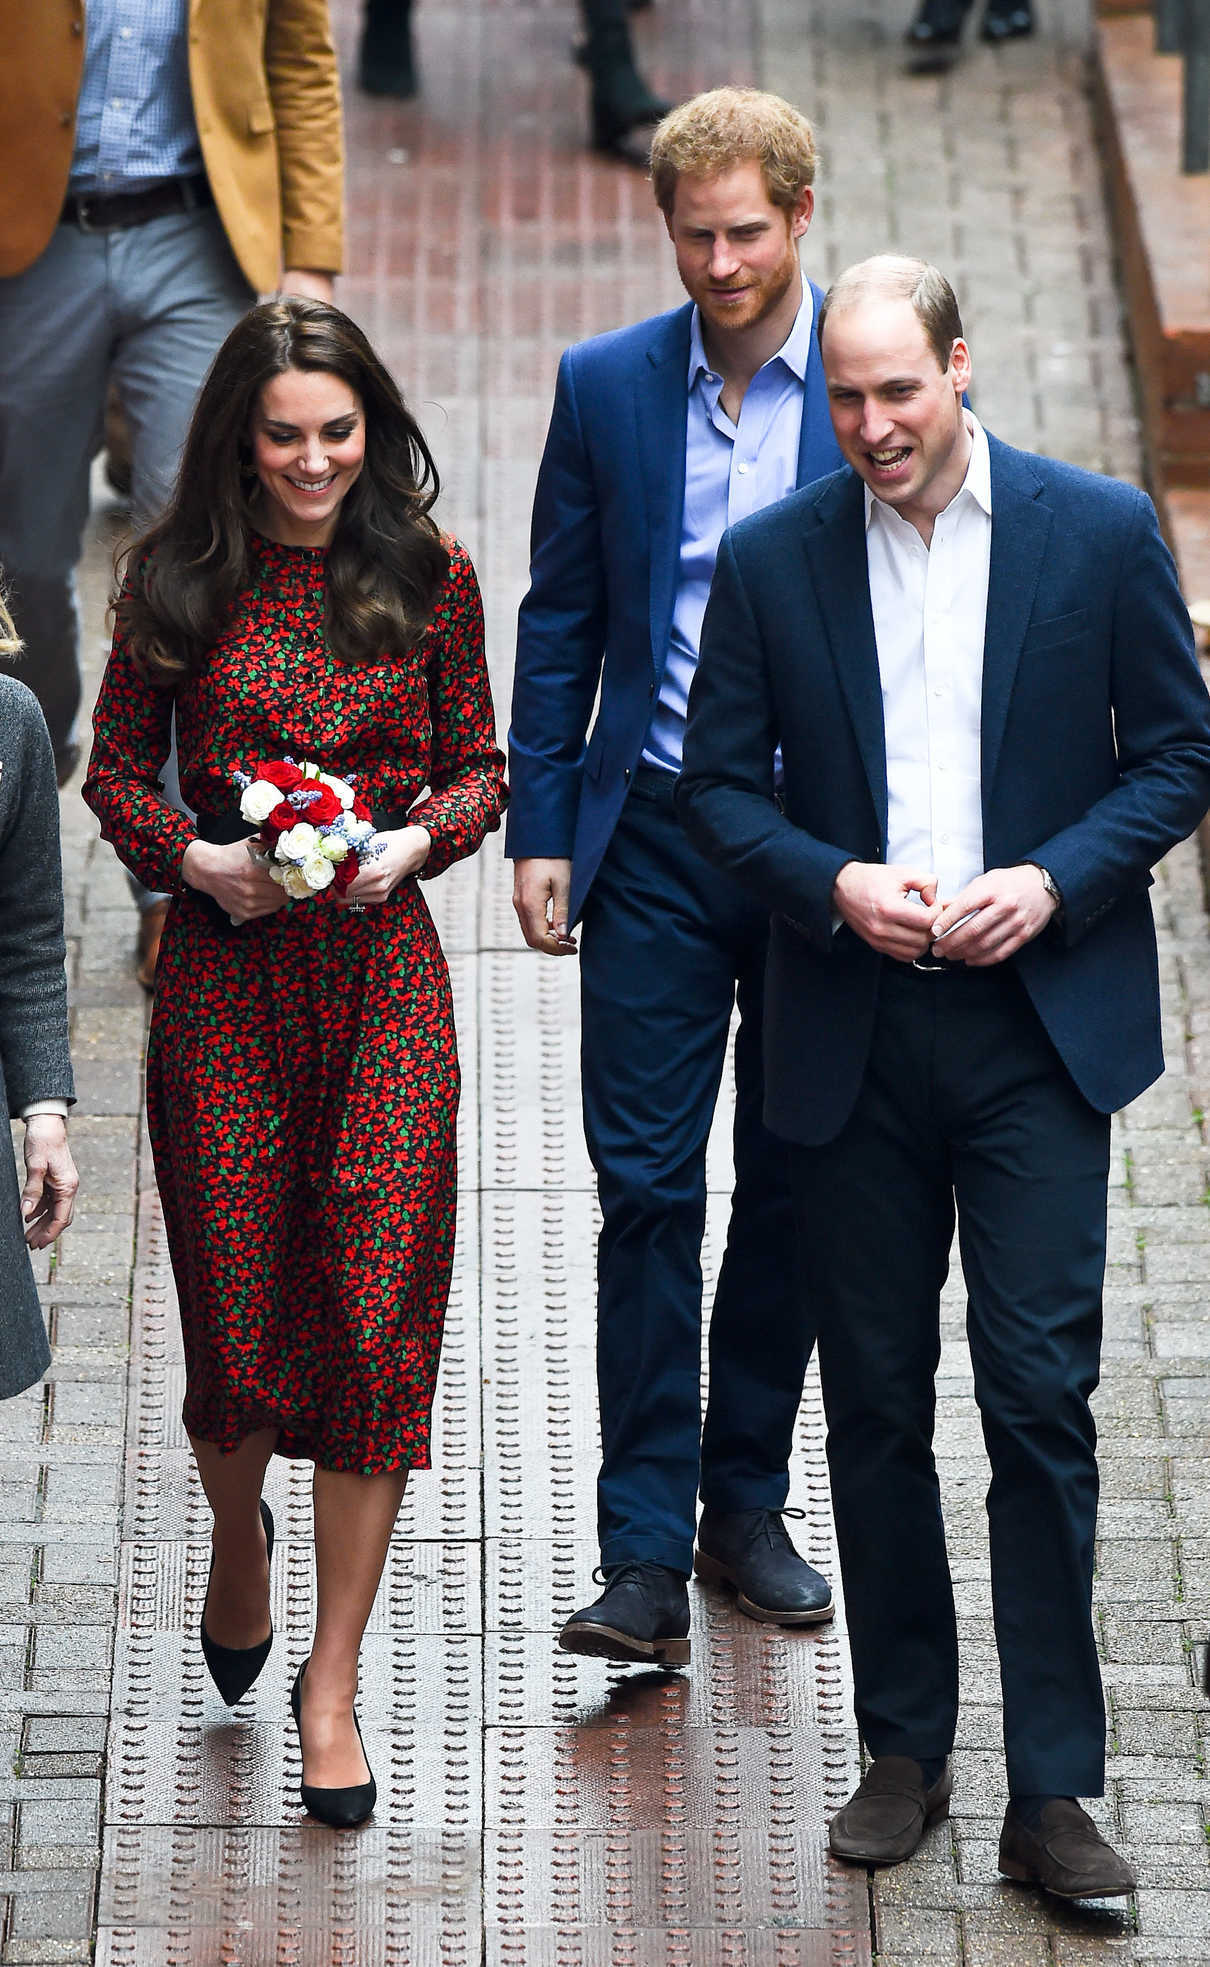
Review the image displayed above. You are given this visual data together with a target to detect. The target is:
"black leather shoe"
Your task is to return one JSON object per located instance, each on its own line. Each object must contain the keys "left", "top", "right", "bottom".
{"left": 980, "top": 0, "right": 1033, "bottom": 38}
{"left": 829, "top": 1757, "right": 953, "bottom": 1866}
{"left": 905, "top": 0, "right": 972, "bottom": 48}
{"left": 559, "top": 1562, "right": 690, "bottom": 1664}
{"left": 200, "top": 1499, "right": 274, "bottom": 1706}
{"left": 999, "top": 1800, "right": 1136, "bottom": 1898}
{"left": 905, "top": 0, "right": 972, "bottom": 69}
{"left": 694, "top": 1508, "right": 834, "bottom": 1626}
{"left": 290, "top": 1661, "right": 377, "bottom": 1829}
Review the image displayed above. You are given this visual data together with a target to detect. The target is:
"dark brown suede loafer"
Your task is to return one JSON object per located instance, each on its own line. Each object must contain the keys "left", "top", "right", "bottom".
{"left": 998, "top": 1800, "right": 1136, "bottom": 1899}
{"left": 829, "top": 1756, "right": 952, "bottom": 1866}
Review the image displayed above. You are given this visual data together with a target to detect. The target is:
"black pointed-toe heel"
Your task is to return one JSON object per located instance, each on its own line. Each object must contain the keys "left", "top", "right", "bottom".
{"left": 290, "top": 1660, "right": 377, "bottom": 1829}
{"left": 200, "top": 1499, "right": 275, "bottom": 1706}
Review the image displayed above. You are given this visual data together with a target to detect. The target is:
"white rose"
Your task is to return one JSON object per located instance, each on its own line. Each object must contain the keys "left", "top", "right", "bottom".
{"left": 318, "top": 771, "right": 356, "bottom": 810}
{"left": 280, "top": 864, "right": 313, "bottom": 901}
{"left": 239, "top": 779, "right": 285, "bottom": 825}
{"left": 319, "top": 834, "right": 350, "bottom": 863}
{"left": 274, "top": 822, "right": 320, "bottom": 864}
{"left": 301, "top": 849, "right": 336, "bottom": 890}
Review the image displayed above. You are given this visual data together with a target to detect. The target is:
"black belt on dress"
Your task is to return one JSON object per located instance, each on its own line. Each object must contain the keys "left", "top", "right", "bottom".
{"left": 60, "top": 175, "right": 214, "bottom": 233}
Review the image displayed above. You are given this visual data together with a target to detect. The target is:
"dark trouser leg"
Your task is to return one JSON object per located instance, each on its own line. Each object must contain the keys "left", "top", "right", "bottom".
{"left": 0, "top": 227, "right": 111, "bottom": 757}
{"left": 789, "top": 972, "right": 959, "bottom": 1762}
{"left": 359, "top": 0, "right": 417, "bottom": 97}
{"left": 699, "top": 941, "right": 811, "bottom": 1513}
{"left": 950, "top": 987, "right": 1109, "bottom": 1798}
{"left": 581, "top": 786, "right": 799, "bottom": 1575}
{"left": 578, "top": 0, "right": 671, "bottom": 151}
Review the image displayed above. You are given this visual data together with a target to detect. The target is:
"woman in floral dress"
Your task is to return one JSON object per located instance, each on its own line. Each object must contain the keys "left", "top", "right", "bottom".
{"left": 85, "top": 299, "right": 506, "bottom": 1828}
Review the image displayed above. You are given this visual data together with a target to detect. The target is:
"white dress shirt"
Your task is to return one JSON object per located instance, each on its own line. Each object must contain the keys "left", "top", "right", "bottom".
{"left": 865, "top": 413, "right": 992, "bottom": 902}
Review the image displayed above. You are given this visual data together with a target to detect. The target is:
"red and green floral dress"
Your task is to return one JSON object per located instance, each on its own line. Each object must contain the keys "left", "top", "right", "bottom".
{"left": 84, "top": 534, "right": 506, "bottom": 1474}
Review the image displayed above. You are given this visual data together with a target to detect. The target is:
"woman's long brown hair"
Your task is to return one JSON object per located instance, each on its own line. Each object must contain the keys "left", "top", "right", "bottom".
{"left": 117, "top": 298, "right": 449, "bottom": 680}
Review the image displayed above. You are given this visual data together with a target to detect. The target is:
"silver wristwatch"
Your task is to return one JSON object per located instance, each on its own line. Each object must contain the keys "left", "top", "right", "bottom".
{"left": 1027, "top": 862, "right": 1064, "bottom": 918}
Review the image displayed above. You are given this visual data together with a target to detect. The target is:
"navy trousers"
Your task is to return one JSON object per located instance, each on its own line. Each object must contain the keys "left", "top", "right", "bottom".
{"left": 788, "top": 960, "right": 1110, "bottom": 1798}
{"left": 579, "top": 769, "right": 812, "bottom": 1576}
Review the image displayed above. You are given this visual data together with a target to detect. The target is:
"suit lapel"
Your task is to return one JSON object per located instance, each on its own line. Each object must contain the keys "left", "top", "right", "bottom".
{"left": 803, "top": 475, "right": 888, "bottom": 841}
{"left": 635, "top": 306, "right": 692, "bottom": 676}
{"left": 980, "top": 437, "right": 1052, "bottom": 799}
{"left": 796, "top": 280, "right": 843, "bottom": 488}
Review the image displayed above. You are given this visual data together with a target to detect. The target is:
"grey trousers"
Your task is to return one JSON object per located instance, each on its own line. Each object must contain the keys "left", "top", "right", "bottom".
{"left": 0, "top": 203, "right": 253, "bottom": 895}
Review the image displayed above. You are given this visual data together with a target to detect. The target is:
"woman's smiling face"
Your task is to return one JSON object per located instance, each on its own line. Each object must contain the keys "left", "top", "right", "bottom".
{"left": 250, "top": 367, "right": 366, "bottom": 547}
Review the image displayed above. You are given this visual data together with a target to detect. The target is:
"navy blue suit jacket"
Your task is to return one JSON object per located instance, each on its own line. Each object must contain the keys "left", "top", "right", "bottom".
{"left": 677, "top": 437, "right": 1210, "bottom": 1143}
{"left": 507, "top": 285, "right": 842, "bottom": 922}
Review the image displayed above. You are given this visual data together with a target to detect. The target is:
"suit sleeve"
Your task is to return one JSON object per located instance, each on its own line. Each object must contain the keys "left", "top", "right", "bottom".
{"left": 0, "top": 690, "right": 74, "bottom": 1115}
{"left": 677, "top": 530, "right": 854, "bottom": 948}
{"left": 506, "top": 349, "right": 607, "bottom": 861}
{"left": 265, "top": 0, "right": 345, "bottom": 275}
{"left": 1023, "top": 492, "right": 1210, "bottom": 945}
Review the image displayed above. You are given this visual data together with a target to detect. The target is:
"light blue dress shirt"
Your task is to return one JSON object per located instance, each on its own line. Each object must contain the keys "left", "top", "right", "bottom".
{"left": 70, "top": 0, "right": 202, "bottom": 193}
{"left": 642, "top": 280, "right": 814, "bottom": 775}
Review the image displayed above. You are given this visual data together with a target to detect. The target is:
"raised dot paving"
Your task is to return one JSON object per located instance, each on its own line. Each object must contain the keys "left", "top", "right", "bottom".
{"left": 36, "top": 0, "right": 1208, "bottom": 1963}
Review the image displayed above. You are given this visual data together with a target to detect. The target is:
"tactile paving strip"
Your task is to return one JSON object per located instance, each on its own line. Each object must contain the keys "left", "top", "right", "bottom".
{"left": 92, "top": 0, "right": 872, "bottom": 1957}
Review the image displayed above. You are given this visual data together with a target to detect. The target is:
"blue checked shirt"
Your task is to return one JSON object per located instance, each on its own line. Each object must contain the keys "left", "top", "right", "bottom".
{"left": 70, "top": 0, "right": 203, "bottom": 192}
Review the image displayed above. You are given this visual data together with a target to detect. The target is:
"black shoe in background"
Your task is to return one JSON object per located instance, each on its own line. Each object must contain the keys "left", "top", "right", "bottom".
{"left": 695, "top": 1507, "right": 834, "bottom": 1626}
{"left": 358, "top": 0, "right": 417, "bottom": 98}
{"left": 980, "top": 0, "right": 1034, "bottom": 40}
{"left": 905, "top": 0, "right": 973, "bottom": 69}
{"left": 559, "top": 1561, "right": 691, "bottom": 1664}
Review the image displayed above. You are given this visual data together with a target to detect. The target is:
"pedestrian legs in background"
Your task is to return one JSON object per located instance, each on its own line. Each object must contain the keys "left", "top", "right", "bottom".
{"left": 0, "top": 203, "right": 252, "bottom": 984}
{"left": 579, "top": 0, "right": 672, "bottom": 161}
{"left": 358, "top": 0, "right": 418, "bottom": 98}
{"left": 905, "top": 0, "right": 1033, "bottom": 71}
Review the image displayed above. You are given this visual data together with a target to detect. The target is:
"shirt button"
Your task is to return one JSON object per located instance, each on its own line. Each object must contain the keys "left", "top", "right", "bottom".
{"left": 59, "top": 109, "right": 72, "bottom": 126}
{"left": 736, "top": 462, "right": 750, "bottom": 475}
{"left": 940, "top": 833, "right": 950, "bottom": 845}
{"left": 119, "top": 23, "right": 132, "bottom": 36}
{"left": 933, "top": 687, "right": 944, "bottom": 698}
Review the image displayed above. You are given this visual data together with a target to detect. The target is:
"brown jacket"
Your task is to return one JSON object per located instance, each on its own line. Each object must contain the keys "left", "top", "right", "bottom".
{"left": 0, "top": 0, "right": 344, "bottom": 291}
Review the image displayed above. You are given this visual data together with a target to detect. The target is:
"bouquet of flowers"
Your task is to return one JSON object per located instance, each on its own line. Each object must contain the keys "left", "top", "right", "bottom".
{"left": 234, "top": 757, "right": 381, "bottom": 901}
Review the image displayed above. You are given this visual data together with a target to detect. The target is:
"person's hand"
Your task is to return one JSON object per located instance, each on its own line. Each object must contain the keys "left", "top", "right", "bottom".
{"left": 181, "top": 839, "right": 288, "bottom": 925}
{"left": 513, "top": 857, "right": 576, "bottom": 954}
{"left": 832, "top": 861, "right": 940, "bottom": 959}
{"left": 334, "top": 826, "right": 431, "bottom": 906}
{"left": 929, "top": 865, "right": 1059, "bottom": 966}
{"left": 280, "top": 269, "right": 335, "bottom": 304}
{"left": 21, "top": 1117, "right": 78, "bottom": 1250}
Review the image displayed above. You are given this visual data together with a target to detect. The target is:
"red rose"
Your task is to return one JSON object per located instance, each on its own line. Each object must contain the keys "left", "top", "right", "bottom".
{"left": 303, "top": 784, "right": 342, "bottom": 826}
{"left": 260, "top": 800, "right": 296, "bottom": 838}
{"left": 333, "top": 852, "right": 359, "bottom": 893}
{"left": 253, "top": 759, "right": 303, "bottom": 793}
{"left": 351, "top": 796, "right": 372, "bottom": 823}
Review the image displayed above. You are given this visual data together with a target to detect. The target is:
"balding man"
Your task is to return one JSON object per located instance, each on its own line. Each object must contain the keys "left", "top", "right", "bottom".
{"left": 678, "top": 256, "right": 1210, "bottom": 1895}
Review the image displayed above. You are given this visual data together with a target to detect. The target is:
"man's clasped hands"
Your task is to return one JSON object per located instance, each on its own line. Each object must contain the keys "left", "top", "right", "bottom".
{"left": 833, "top": 859, "right": 1060, "bottom": 966}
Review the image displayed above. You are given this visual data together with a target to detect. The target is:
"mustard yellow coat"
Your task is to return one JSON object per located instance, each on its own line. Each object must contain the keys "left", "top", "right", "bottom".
{"left": 0, "top": 0, "right": 344, "bottom": 290}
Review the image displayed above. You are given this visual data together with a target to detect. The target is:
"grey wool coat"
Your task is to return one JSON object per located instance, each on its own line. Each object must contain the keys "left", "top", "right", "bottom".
{"left": 0, "top": 678, "right": 74, "bottom": 1397}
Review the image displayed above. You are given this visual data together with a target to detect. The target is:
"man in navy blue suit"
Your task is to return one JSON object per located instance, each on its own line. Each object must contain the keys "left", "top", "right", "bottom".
{"left": 678, "top": 255, "right": 1210, "bottom": 1894}
{"left": 508, "top": 87, "right": 841, "bottom": 1664}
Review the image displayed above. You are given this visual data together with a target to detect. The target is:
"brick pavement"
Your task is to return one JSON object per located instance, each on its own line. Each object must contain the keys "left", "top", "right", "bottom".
{"left": 5, "top": 0, "right": 1210, "bottom": 1959}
